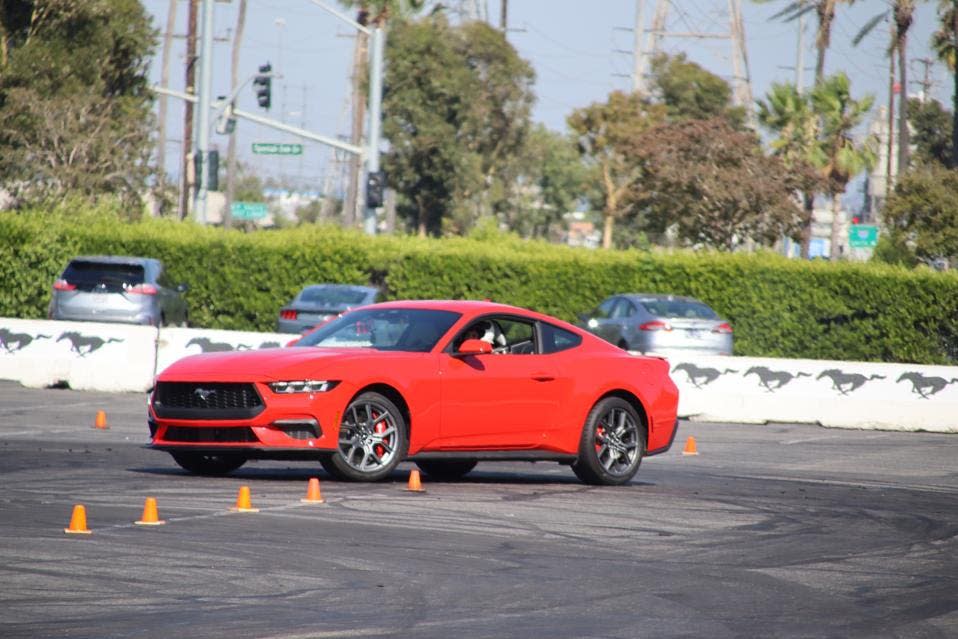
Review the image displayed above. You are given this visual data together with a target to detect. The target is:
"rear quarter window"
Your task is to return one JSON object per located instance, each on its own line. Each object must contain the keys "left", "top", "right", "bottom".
{"left": 540, "top": 322, "right": 582, "bottom": 354}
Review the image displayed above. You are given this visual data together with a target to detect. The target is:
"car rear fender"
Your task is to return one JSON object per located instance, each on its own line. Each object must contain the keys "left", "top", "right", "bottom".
{"left": 593, "top": 389, "right": 650, "bottom": 453}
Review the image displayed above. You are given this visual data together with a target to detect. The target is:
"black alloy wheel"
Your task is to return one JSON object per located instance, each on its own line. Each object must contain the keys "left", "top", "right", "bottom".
{"left": 321, "top": 391, "right": 408, "bottom": 482}
{"left": 571, "top": 397, "right": 645, "bottom": 486}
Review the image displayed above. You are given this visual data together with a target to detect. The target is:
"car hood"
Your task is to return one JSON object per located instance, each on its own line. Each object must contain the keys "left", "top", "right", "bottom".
{"left": 157, "top": 346, "right": 387, "bottom": 382}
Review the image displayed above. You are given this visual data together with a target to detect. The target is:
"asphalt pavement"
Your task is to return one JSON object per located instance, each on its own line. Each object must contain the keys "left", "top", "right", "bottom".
{"left": 0, "top": 380, "right": 956, "bottom": 638}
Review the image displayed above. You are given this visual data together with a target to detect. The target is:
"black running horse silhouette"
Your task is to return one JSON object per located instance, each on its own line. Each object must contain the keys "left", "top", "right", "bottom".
{"left": 671, "top": 363, "right": 738, "bottom": 389}
{"left": 0, "top": 328, "right": 52, "bottom": 353}
{"left": 186, "top": 337, "right": 251, "bottom": 352}
{"left": 57, "top": 331, "right": 123, "bottom": 357}
{"left": 816, "top": 369, "right": 885, "bottom": 395}
{"left": 745, "top": 366, "right": 811, "bottom": 392}
{"left": 896, "top": 372, "right": 958, "bottom": 399}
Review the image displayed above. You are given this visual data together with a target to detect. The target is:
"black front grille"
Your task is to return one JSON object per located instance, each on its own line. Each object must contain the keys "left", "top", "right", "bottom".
{"left": 163, "top": 426, "right": 257, "bottom": 443}
{"left": 153, "top": 382, "right": 265, "bottom": 420}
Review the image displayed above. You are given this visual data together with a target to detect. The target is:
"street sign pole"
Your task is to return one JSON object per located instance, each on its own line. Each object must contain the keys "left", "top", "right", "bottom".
{"left": 365, "top": 27, "right": 384, "bottom": 236}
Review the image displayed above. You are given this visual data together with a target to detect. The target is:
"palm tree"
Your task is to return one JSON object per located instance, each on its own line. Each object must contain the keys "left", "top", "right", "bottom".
{"left": 811, "top": 73, "right": 878, "bottom": 259}
{"left": 853, "top": 1, "right": 917, "bottom": 175}
{"left": 757, "top": 82, "right": 825, "bottom": 257}
{"left": 932, "top": 0, "right": 958, "bottom": 165}
{"left": 763, "top": 1, "right": 856, "bottom": 86}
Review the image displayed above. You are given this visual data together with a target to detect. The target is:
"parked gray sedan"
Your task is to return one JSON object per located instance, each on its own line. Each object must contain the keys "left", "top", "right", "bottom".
{"left": 578, "top": 294, "right": 733, "bottom": 356}
{"left": 48, "top": 256, "right": 189, "bottom": 327}
{"left": 277, "top": 284, "right": 381, "bottom": 334}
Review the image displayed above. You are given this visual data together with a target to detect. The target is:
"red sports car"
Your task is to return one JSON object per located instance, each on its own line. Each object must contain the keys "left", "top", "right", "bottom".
{"left": 148, "top": 301, "right": 679, "bottom": 485}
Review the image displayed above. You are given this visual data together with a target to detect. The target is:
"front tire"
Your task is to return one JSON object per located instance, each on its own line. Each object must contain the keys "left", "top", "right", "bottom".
{"left": 571, "top": 397, "right": 645, "bottom": 486}
{"left": 170, "top": 452, "right": 246, "bottom": 476}
{"left": 416, "top": 459, "right": 477, "bottom": 481}
{"left": 321, "top": 391, "right": 408, "bottom": 482}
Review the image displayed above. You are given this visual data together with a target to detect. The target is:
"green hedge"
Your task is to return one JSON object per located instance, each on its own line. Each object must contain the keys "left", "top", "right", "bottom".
{"left": 2, "top": 209, "right": 957, "bottom": 364}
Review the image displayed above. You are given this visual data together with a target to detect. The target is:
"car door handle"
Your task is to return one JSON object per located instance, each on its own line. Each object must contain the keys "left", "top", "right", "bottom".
{"left": 531, "top": 374, "right": 555, "bottom": 382}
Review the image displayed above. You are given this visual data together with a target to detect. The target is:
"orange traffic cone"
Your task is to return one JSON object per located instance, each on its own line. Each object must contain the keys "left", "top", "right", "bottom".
{"left": 64, "top": 504, "right": 92, "bottom": 534}
{"left": 230, "top": 485, "right": 259, "bottom": 512}
{"left": 682, "top": 436, "right": 699, "bottom": 456}
{"left": 135, "top": 497, "right": 166, "bottom": 526}
{"left": 406, "top": 469, "right": 425, "bottom": 492}
{"left": 93, "top": 410, "right": 108, "bottom": 429}
{"left": 301, "top": 477, "right": 325, "bottom": 504}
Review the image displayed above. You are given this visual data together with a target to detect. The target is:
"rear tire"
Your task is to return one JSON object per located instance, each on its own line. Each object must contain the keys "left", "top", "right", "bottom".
{"left": 416, "top": 459, "right": 477, "bottom": 481}
{"left": 170, "top": 452, "right": 246, "bottom": 476}
{"left": 571, "top": 397, "right": 645, "bottom": 486}
{"left": 321, "top": 391, "right": 408, "bottom": 482}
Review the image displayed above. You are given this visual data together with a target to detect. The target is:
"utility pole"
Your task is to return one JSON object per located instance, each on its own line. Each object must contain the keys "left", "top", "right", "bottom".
{"left": 632, "top": 0, "right": 646, "bottom": 95}
{"left": 156, "top": 0, "right": 177, "bottom": 215}
{"left": 225, "top": 0, "right": 247, "bottom": 229}
{"left": 500, "top": 0, "right": 508, "bottom": 31}
{"left": 912, "top": 57, "right": 935, "bottom": 102}
{"left": 343, "top": 8, "right": 369, "bottom": 228}
{"left": 180, "top": 0, "right": 198, "bottom": 220}
{"left": 194, "top": 0, "right": 216, "bottom": 224}
{"left": 640, "top": 0, "right": 755, "bottom": 126}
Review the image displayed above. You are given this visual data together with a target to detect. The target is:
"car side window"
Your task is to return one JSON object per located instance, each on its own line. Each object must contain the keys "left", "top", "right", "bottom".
{"left": 610, "top": 299, "right": 631, "bottom": 319}
{"left": 595, "top": 298, "right": 616, "bottom": 319}
{"left": 454, "top": 316, "right": 537, "bottom": 355}
{"left": 540, "top": 322, "right": 582, "bottom": 354}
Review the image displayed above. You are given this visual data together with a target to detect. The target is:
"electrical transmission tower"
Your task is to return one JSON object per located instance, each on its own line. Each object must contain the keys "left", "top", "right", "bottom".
{"left": 631, "top": 0, "right": 755, "bottom": 126}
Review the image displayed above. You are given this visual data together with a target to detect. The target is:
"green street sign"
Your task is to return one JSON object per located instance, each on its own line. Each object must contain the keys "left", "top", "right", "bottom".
{"left": 252, "top": 143, "right": 303, "bottom": 155}
{"left": 848, "top": 224, "right": 879, "bottom": 248}
{"left": 231, "top": 201, "right": 268, "bottom": 220}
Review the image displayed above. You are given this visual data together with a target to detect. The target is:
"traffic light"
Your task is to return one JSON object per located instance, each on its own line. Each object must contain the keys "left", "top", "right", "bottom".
{"left": 366, "top": 170, "right": 386, "bottom": 208}
{"left": 253, "top": 63, "right": 272, "bottom": 110}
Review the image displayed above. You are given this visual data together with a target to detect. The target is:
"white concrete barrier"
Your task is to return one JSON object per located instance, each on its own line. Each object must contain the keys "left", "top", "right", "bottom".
{"left": 665, "top": 355, "right": 958, "bottom": 433}
{"left": 2, "top": 317, "right": 956, "bottom": 433}
{"left": 0, "top": 318, "right": 157, "bottom": 392}
{"left": 154, "top": 327, "right": 291, "bottom": 376}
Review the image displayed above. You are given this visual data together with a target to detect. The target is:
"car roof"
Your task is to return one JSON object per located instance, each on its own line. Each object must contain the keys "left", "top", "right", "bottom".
{"left": 363, "top": 299, "right": 582, "bottom": 327}
{"left": 70, "top": 255, "right": 157, "bottom": 266}
{"left": 620, "top": 293, "right": 704, "bottom": 304}
{"left": 301, "top": 284, "right": 378, "bottom": 293}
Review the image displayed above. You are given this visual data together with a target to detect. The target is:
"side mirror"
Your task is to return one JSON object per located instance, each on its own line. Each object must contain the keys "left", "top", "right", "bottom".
{"left": 455, "top": 338, "right": 493, "bottom": 356}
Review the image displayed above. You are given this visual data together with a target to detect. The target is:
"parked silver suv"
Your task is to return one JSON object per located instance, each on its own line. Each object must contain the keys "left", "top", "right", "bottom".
{"left": 48, "top": 256, "right": 189, "bottom": 327}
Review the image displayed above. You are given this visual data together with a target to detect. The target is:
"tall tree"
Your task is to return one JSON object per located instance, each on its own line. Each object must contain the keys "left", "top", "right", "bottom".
{"left": 382, "top": 14, "right": 534, "bottom": 236}
{"left": 811, "top": 73, "right": 877, "bottom": 259}
{"left": 757, "top": 82, "right": 827, "bottom": 257}
{"left": 568, "top": 91, "right": 666, "bottom": 249}
{"left": 0, "top": 0, "right": 156, "bottom": 209}
{"left": 650, "top": 52, "right": 746, "bottom": 126}
{"left": 853, "top": 1, "right": 917, "bottom": 175}
{"left": 907, "top": 97, "right": 954, "bottom": 166}
{"left": 882, "top": 165, "right": 958, "bottom": 267}
{"left": 629, "top": 118, "right": 807, "bottom": 250}
{"left": 762, "top": 1, "right": 856, "bottom": 86}
{"left": 932, "top": 0, "right": 958, "bottom": 164}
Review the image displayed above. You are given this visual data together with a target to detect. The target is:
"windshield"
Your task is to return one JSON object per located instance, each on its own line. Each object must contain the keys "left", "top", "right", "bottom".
{"left": 295, "top": 308, "right": 461, "bottom": 352}
{"left": 640, "top": 299, "right": 718, "bottom": 320}
{"left": 299, "top": 286, "right": 371, "bottom": 307}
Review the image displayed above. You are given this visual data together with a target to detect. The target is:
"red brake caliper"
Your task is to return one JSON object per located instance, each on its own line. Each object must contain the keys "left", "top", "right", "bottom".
{"left": 373, "top": 411, "right": 386, "bottom": 458}
{"left": 595, "top": 423, "right": 605, "bottom": 453}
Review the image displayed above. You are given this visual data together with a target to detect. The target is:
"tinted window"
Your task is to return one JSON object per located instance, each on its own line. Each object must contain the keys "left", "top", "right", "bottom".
{"left": 640, "top": 299, "right": 718, "bottom": 320}
{"left": 295, "top": 308, "right": 460, "bottom": 352}
{"left": 540, "top": 322, "right": 582, "bottom": 354}
{"left": 611, "top": 299, "right": 635, "bottom": 319}
{"left": 299, "top": 286, "right": 372, "bottom": 306}
{"left": 62, "top": 261, "right": 145, "bottom": 292}
{"left": 593, "top": 298, "right": 617, "bottom": 319}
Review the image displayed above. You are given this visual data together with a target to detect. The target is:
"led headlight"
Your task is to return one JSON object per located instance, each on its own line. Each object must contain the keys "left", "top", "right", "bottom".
{"left": 268, "top": 380, "right": 340, "bottom": 394}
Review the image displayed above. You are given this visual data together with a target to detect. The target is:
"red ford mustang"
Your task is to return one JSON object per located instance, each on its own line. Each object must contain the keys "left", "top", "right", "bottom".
{"left": 148, "top": 301, "right": 679, "bottom": 485}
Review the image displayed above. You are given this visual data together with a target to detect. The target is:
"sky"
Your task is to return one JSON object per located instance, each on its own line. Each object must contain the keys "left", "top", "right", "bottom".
{"left": 142, "top": 0, "right": 952, "bottom": 205}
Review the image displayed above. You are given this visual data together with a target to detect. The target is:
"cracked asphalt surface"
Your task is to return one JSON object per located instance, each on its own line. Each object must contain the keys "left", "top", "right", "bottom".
{"left": 0, "top": 380, "right": 956, "bottom": 638}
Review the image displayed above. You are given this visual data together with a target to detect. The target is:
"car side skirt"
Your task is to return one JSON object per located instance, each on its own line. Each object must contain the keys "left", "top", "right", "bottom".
{"left": 408, "top": 451, "right": 578, "bottom": 463}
